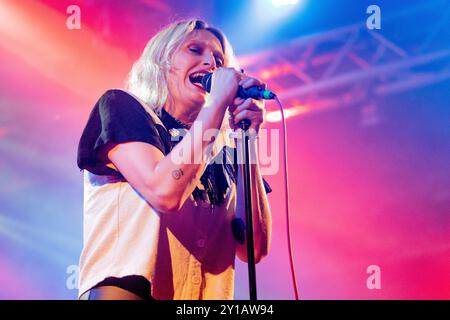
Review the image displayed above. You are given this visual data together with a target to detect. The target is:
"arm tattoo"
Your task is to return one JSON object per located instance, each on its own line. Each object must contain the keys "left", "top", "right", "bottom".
{"left": 172, "top": 168, "right": 184, "bottom": 180}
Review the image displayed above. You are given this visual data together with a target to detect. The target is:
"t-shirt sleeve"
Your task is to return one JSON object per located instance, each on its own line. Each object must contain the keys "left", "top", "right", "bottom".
{"left": 77, "top": 89, "right": 166, "bottom": 176}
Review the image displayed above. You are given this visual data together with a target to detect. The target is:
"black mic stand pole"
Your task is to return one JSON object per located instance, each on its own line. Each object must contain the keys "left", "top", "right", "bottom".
{"left": 239, "top": 119, "right": 257, "bottom": 300}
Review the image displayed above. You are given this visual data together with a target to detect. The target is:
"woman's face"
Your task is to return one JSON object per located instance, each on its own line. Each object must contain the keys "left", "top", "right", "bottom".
{"left": 166, "top": 29, "right": 225, "bottom": 112}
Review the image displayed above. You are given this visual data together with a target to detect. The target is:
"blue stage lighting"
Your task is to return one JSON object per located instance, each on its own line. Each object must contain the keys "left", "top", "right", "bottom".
{"left": 272, "top": 0, "right": 299, "bottom": 7}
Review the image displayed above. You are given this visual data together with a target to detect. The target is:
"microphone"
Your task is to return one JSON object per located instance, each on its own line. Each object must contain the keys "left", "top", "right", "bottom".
{"left": 201, "top": 73, "right": 276, "bottom": 100}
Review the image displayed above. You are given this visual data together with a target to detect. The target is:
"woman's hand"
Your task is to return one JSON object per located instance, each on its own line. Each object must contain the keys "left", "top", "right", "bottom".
{"left": 208, "top": 67, "right": 242, "bottom": 109}
{"left": 228, "top": 76, "right": 266, "bottom": 133}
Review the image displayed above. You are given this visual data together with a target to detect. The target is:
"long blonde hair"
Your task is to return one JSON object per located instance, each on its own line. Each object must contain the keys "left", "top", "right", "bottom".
{"left": 126, "top": 19, "right": 239, "bottom": 154}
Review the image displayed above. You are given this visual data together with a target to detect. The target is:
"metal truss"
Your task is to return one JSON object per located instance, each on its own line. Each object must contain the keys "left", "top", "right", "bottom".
{"left": 239, "top": 1, "right": 450, "bottom": 121}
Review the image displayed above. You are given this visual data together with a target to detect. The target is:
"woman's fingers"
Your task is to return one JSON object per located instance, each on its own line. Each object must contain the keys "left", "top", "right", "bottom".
{"left": 230, "top": 98, "right": 265, "bottom": 131}
{"left": 233, "top": 109, "right": 263, "bottom": 124}
{"left": 210, "top": 67, "right": 244, "bottom": 108}
{"left": 239, "top": 77, "right": 265, "bottom": 89}
{"left": 231, "top": 97, "right": 245, "bottom": 108}
{"left": 233, "top": 98, "right": 262, "bottom": 115}
{"left": 228, "top": 75, "right": 266, "bottom": 131}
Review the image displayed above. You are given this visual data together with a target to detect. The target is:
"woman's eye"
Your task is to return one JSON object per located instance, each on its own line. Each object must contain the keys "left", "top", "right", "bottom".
{"left": 215, "top": 59, "right": 224, "bottom": 67}
{"left": 189, "top": 47, "right": 200, "bottom": 54}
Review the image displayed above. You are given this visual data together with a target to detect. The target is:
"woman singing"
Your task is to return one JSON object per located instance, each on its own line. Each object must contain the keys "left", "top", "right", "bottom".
{"left": 77, "top": 19, "right": 272, "bottom": 300}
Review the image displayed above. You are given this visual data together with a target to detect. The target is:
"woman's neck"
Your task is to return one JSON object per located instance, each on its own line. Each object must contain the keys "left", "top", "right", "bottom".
{"left": 164, "top": 100, "right": 200, "bottom": 127}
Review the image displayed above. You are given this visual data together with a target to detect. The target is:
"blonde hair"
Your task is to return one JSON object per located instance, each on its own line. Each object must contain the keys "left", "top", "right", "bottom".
{"left": 126, "top": 19, "right": 239, "bottom": 154}
{"left": 126, "top": 19, "right": 239, "bottom": 115}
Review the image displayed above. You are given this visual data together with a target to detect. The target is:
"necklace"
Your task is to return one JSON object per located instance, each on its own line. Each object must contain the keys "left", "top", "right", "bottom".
{"left": 162, "top": 108, "right": 191, "bottom": 129}
{"left": 173, "top": 116, "right": 191, "bottom": 129}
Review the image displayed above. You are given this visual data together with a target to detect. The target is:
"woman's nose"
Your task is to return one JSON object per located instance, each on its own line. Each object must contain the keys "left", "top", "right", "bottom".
{"left": 202, "top": 52, "right": 217, "bottom": 70}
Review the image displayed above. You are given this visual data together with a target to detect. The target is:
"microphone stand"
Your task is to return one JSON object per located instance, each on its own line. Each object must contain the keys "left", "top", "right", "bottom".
{"left": 239, "top": 119, "right": 257, "bottom": 300}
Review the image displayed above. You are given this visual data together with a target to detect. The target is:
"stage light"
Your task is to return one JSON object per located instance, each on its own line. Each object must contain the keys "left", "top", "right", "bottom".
{"left": 272, "top": 0, "right": 299, "bottom": 7}
{"left": 265, "top": 105, "right": 309, "bottom": 122}
{"left": 253, "top": 0, "right": 306, "bottom": 23}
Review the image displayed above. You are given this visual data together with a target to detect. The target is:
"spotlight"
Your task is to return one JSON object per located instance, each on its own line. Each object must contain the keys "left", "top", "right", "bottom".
{"left": 272, "top": 0, "right": 299, "bottom": 7}
{"left": 265, "top": 105, "right": 309, "bottom": 122}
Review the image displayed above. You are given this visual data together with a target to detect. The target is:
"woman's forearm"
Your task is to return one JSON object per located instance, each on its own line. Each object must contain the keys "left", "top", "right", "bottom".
{"left": 152, "top": 100, "right": 227, "bottom": 211}
{"left": 236, "top": 139, "right": 272, "bottom": 262}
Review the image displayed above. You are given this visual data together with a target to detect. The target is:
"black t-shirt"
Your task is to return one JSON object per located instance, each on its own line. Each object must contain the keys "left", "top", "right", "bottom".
{"left": 77, "top": 89, "right": 271, "bottom": 206}
{"left": 77, "top": 89, "right": 170, "bottom": 176}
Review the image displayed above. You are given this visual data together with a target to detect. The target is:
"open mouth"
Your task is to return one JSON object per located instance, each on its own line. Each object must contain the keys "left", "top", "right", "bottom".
{"left": 188, "top": 71, "right": 208, "bottom": 92}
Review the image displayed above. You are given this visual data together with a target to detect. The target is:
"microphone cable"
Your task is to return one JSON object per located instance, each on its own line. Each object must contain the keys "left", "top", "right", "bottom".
{"left": 274, "top": 96, "right": 299, "bottom": 300}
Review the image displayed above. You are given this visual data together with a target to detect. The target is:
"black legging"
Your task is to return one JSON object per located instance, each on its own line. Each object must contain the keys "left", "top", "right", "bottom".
{"left": 81, "top": 275, "right": 154, "bottom": 300}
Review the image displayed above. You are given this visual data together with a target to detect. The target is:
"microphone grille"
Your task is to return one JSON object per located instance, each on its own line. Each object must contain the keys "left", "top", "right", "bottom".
{"left": 201, "top": 73, "right": 212, "bottom": 93}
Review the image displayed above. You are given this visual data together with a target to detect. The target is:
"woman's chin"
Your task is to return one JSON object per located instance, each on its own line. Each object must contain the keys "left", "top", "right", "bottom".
{"left": 189, "top": 94, "right": 207, "bottom": 107}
